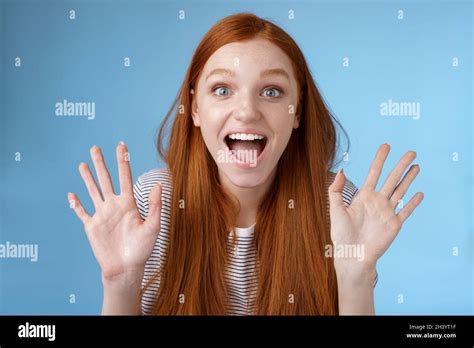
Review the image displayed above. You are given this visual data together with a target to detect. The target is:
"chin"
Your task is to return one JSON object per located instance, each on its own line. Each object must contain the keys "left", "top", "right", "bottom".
{"left": 220, "top": 166, "right": 271, "bottom": 188}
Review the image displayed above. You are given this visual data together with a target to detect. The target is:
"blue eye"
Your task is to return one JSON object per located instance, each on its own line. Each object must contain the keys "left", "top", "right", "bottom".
{"left": 213, "top": 86, "right": 231, "bottom": 96}
{"left": 212, "top": 85, "right": 283, "bottom": 98}
{"left": 262, "top": 88, "right": 282, "bottom": 98}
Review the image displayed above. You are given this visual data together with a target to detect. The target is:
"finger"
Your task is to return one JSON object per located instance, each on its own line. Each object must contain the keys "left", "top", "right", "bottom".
{"left": 389, "top": 164, "right": 420, "bottom": 207}
{"left": 78, "top": 162, "right": 103, "bottom": 207}
{"left": 397, "top": 192, "right": 424, "bottom": 223}
{"left": 116, "top": 141, "right": 133, "bottom": 195}
{"left": 328, "top": 169, "right": 346, "bottom": 210}
{"left": 380, "top": 150, "right": 417, "bottom": 198}
{"left": 361, "top": 143, "right": 391, "bottom": 191}
{"left": 144, "top": 182, "right": 162, "bottom": 234}
{"left": 90, "top": 145, "right": 115, "bottom": 198}
{"left": 68, "top": 192, "right": 91, "bottom": 224}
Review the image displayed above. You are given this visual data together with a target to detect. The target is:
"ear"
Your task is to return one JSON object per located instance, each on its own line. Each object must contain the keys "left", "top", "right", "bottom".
{"left": 190, "top": 89, "right": 200, "bottom": 127}
{"left": 293, "top": 90, "right": 303, "bottom": 129}
{"left": 293, "top": 104, "right": 301, "bottom": 129}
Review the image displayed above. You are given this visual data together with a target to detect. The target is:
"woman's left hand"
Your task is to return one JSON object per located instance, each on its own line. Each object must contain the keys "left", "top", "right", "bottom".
{"left": 328, "top": 143, "right": 424, "bottom": 283}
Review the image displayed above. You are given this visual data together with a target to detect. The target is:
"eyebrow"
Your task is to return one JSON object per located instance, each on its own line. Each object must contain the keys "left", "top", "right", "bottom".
{"left": 205, "top": 68, "right": 290, "bottom": 81}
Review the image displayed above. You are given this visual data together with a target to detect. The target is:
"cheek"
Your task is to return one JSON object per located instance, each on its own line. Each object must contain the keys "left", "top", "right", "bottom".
{"left": 197, "top": 103, "right": 227, "bottom": 146}
{"left": 269, "top": 105, "right": 296, "bottom": 138}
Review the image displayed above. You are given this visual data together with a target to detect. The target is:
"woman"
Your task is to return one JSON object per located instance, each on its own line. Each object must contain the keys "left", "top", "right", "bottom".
{"left": 68, "top": 13, "right": 424, "bottom": 315}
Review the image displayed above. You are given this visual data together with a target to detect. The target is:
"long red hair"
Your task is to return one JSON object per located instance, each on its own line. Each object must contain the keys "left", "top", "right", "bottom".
{"left": 142, "top": 12, "right": 348, "bottom": 315}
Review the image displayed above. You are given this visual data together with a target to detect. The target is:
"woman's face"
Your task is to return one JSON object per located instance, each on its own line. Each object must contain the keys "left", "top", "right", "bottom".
{"left": 191, "top": 38, "right": 301, "bottom": 188}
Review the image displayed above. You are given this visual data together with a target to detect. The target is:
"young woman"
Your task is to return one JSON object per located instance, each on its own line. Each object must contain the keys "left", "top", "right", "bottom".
{"left": 68, "top": 13, "right": 424, "bottom": 315}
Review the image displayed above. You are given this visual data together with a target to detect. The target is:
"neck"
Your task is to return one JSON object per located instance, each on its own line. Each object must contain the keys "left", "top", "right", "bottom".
{"left": 219, "top": 168, "right": 277, "bottom": 228}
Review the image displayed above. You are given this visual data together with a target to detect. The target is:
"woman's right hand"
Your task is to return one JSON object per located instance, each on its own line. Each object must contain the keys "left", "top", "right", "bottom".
{"left": 68, "top": 142, "right": 162, "bottom": 284}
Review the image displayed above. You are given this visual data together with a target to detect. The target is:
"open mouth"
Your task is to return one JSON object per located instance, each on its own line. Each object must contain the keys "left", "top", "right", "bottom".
{"left": 224, "top": 132, "right": 268, "bottom": 158}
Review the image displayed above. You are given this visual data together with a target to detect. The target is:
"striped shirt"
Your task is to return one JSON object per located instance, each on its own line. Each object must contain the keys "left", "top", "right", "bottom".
{"left": 133, "top": 167, "right": 375, "bottom": 315}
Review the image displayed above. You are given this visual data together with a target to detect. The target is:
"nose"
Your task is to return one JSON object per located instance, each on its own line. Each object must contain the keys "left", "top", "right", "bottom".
{"left": 233, "top": 90, "right": 261, "bottom": 123}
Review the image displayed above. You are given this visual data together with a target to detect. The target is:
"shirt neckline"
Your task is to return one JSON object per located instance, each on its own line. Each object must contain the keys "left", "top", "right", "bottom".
{"left": 233, "top": 222, "right": 256, "bottom": 237}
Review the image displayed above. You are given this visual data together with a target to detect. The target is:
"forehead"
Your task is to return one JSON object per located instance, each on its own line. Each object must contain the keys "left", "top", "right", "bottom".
{"left": 202, "top": 38, "right": 294, "bottom": 74}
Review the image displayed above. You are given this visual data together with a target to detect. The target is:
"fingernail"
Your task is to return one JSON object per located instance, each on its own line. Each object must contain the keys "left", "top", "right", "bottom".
{"left": 119, "top": 140, "right": 125, "bottom": 145}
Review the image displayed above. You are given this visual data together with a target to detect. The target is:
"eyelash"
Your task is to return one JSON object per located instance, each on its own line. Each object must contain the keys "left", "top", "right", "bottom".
{"left": 211, "top": 85, "right": 284, "bottom": 98}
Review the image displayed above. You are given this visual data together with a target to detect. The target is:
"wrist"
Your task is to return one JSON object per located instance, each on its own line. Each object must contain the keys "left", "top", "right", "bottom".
{"left": 335, "top": 261, "right": 376, "bottom": 315}
{"left": 102, "top": 269, "right": 144, "bottom": 290}
{"left": 334, "top": 260, "right": 376, "bottom": 288}
{"left": 102, "top": 273, "right": 143, "bottom": 315}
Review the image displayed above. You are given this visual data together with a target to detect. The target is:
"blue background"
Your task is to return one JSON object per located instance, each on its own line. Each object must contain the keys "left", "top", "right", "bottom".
{"left": 0, "top": 0, "right": 472, "bottom": 314}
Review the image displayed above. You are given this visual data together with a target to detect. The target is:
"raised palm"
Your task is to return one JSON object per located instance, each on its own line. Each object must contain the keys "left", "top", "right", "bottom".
{"left": 68, "top": 142, "right": 162, "bottom": 280}
{"left": 328, "top": 144, "right": 424, "bottom": 270}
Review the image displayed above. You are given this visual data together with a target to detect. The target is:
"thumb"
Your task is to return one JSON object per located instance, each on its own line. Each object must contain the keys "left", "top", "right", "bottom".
{"left": 328, "top": 169, "right": 346, "bottom": 210}
{"left": 144, "top": 182, "right": 162, "bottom": 233}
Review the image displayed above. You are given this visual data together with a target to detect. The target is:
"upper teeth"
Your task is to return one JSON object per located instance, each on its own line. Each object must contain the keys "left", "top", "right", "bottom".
{"left": 228, "top": 133, "right": 265, "bottom": 141}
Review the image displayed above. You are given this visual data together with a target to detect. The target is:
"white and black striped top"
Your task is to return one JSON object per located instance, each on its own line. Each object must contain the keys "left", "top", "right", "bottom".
{"left": 133, "top": 167, "right": 376, "bottom": 315}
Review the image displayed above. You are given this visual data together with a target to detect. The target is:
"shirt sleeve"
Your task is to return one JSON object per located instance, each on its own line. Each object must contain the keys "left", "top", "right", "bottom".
{"left": 132, "top": 176, "right": 148, "bottom": 316}
{"left": 133, "top": 176, "right": 148, "bottom": 220}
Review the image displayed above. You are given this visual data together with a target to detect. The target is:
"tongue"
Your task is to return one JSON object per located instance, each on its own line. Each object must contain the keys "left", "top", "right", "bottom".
{"left": 229, "top": 140, "right": 263, "bottom": 155}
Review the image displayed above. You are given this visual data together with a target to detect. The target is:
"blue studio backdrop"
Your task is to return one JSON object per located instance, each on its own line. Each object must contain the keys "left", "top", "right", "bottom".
{"left": 0, "top": 0, "right": 472, "bottom": 314}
